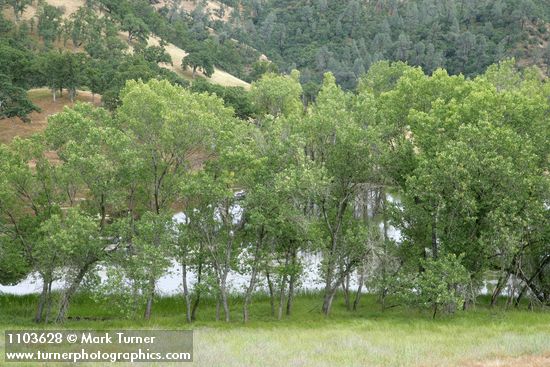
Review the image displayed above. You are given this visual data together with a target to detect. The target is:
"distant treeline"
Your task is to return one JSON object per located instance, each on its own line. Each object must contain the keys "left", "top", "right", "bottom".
{"left": 217, "top": 0, "right": 550, "bottom": 89}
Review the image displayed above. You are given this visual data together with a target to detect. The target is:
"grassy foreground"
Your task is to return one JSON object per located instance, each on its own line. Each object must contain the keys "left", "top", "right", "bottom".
{"left": 1, "top": 292, "right": 549, "bottom": 366}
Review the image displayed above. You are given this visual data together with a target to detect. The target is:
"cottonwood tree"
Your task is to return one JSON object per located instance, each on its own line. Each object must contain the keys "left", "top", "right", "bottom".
{"left": 37, "top": 209, "right": 103, "bottom": 323}
{"left": 0, "top": 145, "right": 33, "bottom": 286}
{"left": 115, "top": 79, "right": 240, "bottom": 319}
{"left": 112, "top": 212, "right": 175, "bottom": 320}
{"left": 240, "top": 115, "right": 323, "bottom": 321}
{"left": 0, "top": 136, "right": 65, "bottom": 322}
{"left": 249, "top": 71, "right": 303, "bottom": 118}
{"left": 181, "top": 118, "right": 253, "bottom": 322}
{"left": 372, "top": 61, "right": 550, "bottom": 308}
{"left": 44, "top": 103, "right": 145, "bottom": 322}
{"left": 302, "top": 72, "right": 377, "bottom": 315}
{"left": 182, "top": 169, "right": 243, "bottom": 322}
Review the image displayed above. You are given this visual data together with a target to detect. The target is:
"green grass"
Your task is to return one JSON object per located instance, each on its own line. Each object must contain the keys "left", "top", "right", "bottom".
{"left": 1, "top": 292, "right": 549, "bottom": 366}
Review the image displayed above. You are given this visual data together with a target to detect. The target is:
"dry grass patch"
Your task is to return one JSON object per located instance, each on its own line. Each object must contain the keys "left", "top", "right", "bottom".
{"left": 0, "top": 88, "right": 101, "bottom": 144}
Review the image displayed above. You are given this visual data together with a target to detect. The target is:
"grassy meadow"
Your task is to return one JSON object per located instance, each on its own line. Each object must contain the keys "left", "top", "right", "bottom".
{"left": 1, "top": 292, "right": 549, "bottom": 366}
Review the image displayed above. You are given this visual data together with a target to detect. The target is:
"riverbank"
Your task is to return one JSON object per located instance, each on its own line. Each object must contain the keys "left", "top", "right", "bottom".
{"left": 1, "top": 293, "right": 549, "bottom": 366}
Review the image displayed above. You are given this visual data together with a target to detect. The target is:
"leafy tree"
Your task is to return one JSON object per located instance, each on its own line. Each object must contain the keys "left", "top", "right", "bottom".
{"left": 0, "top": 136, "right": 65, "bottom": 322}
{"left": 249, "top": 71, "right": 302, "bottom": 118}
{"left": 36, "top": 209, "right": 103, "bottom": 323}
{"left": 182, "top": 48, "right": 215, "bottom": 78}
{"left": 122, "top": 14, "right": 149, "bottom": 42}
{"left": 190, "top": 78, "right": 257, "bottom": 120}
{"left": 250, "top": 60, "right": 279, "bottom": 81}
{"left": 37, "top": 3, "right": 64, "bottom": 48}
{"left": 0, "top": 74, "right": 39, "bottom": 122}
{"left": 7, "top": 0, "right": 32, "bottom": 22}
{"left": 115, "top": 78, "right": 241, "bottom": 318}
{"left": 135, "top": 43, "right": 172, "bottom": 65}
{"left": 33, "top": 51, "right": 88, "bottom": 102}
{"left": 401, "top": 254, "right": 470, "bottom": 318}
{"left": 65, "top": 6, "right": 99, "bottom": 50}
{"left": 302, "top": 73, "right": 376, "bottom": 315}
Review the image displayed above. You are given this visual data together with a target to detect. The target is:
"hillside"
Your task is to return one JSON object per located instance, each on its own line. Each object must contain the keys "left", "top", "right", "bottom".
{"left": 216, "top": 0, "right": 550, "bottom": 88}
{"left": 146, "top": 35, "right": 249, "bottom": 88}
{"left": 4, "top": 0, "right": 249, "bottom": 89}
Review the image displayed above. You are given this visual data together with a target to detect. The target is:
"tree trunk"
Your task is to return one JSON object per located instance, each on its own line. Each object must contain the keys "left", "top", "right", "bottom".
{"left": 321, "top": 285, "right": 338, "bottom": 316}
{"left": 322, "top": 235, "right": 338, "bottom": 315}
{"left": 277, "top": 278, "right": 285, "bottom": 321}
{"left": 515, "top": 255, "right": 550, "bottom": 307}
{"left": 431, "top": 214, "right": 438, "bottom": 259}
{"left": 190, "top": 249, "right": 204, "bottom": 321}
{"left": 243, "top": 263, "right": 258, "bottom": 322}
{"left": 191, "top": 258, "right": 203, "bottom": 321}
{"left": 342, "top": 272, "right": 351, "bottom": 311}
{"left": 220, "top": 280, "right": 230, "bottom": 322}
{"left": 56, "top": 263, "right": 91, "bottom": 323}
{"left": 215, "top": 297, "right": 221, "bottom": 322}
{"left": 353, "top": 264, "right": 366, "bottom": 311}
{"left": 277, "top": 254, "right": 290, "bottom": 320}
{"left": 144, "top": 277, "right": 155, "bottom": 320}
{"left": 381, "top": 189, "right": 389, "bottom": 309}
{"left": 491, "top": 273, "right": 509, "bottom": 307}
{"left": 286, "top": 249, "right": 297, "bottom": 316}
{"left": 243, "top": 237, "right": 262, "bottom": 323}
{"left": 35, "top": 278, "right": 49, "bottom": 323}
{"left": 44, "top": 280, "right": 53, "bottom": 324}
{"left": 68, "top": 88, "right": 76, "bottom": 103}
{"left": 182, "top": 263, "right": 191, "bottom": 323}
{"left": 266, "top": 269, "right": 275, "bottom": 317}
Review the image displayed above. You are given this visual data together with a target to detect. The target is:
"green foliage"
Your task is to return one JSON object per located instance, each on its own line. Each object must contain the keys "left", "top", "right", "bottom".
{"left": 400, "top": 254, "right": 470, "bottom": 318}
{"left": 0, "top": 232, "right": 29, "bottom": 285}
{"left": 250, "top": 60, "right": 279, "bottom": 81}
{"left": 182, "top": 42, "right": 215, "bottom": 78}
{"left": 0, "top": 56, "right": 548, "bottom": 324}
{"left": 223, "top": 0, "right": 549, "bottom": 88}
{"left": 249, "top": 71, "right": 303, "bottom": 117}
{"left": 36, "top": 3, "right": 64, "bottom": 48}
{"left": 0, "top": 74, "right": 39, "bottom": 122}
{"left": 190, "top": 78, "right": 257, "bottom": 119}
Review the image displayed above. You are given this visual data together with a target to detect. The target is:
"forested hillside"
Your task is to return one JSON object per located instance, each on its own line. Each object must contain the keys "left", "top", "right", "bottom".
{"left": 0, "top": 0, "right": 257, "bottom": 123}
{"left": 216, "top": 0, "right": 550, "bottom": 88}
